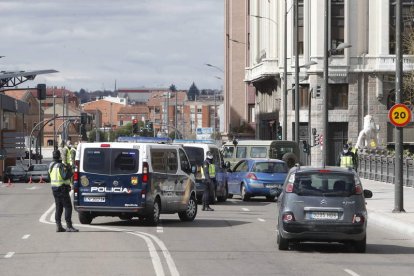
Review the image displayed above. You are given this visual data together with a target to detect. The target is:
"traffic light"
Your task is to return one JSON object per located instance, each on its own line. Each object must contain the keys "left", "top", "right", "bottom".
{"left": 276, "top": 122, "right": 282, "bottom": 140}
{"left": 148, "top": 122, "right": 153, "bottom": 132}
{"left": 312, "top": 128, "right": 320, "bottom": 146}
{"left": 132, "top": 119, "right": 138, "bottom": 134}
{"left": 37, "top": 84, "right": 46, "bottom": 100}
{"left": 302, "top": 140, "right": 310, "bottom": 154}
{"left": 81, "top": 112, "right": 87, "bottom": 125}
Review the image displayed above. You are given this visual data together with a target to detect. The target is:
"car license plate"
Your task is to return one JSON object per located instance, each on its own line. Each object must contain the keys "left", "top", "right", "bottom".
{"left": 310, "top": 212, "right": 338, "bottom": 220}
{"left": 266, "top": 184, "right": 279, "bottom": 188}
{"left": 84, "top": 197, "right": 106, "bottom": 203}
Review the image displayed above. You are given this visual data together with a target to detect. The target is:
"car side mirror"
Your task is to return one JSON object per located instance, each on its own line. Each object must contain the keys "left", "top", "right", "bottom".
{"left": 363, "top": 189, "right": 373, "bottom": 199}
{"left": 191, "top": 165, "right": 197, "bottom": 174}
{"left": 224, "top": 161, "right": 231, "bottom": 169}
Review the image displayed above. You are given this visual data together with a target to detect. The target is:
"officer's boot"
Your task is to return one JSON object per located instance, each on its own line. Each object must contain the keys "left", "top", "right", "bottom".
{"left": 206, "top": 205, "right": 214, "bottom": 211}
{"left": 56, "top": 222, "right": 66, "bottom": 232}
{"left": 66, "top": 222, "right": 79, "bottom": 232}
{"left": 202, "top": 203, "right": 206, "bottom": 211}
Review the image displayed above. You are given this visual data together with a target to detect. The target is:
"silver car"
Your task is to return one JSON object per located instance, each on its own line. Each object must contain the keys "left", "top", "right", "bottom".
{"left": 276, "top": 166, "right": 373, "bottom": 252}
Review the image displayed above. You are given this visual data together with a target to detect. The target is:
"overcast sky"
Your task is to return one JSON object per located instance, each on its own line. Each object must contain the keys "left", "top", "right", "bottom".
{"left": 0, "top": 0, "right": 224, "bottom": 92}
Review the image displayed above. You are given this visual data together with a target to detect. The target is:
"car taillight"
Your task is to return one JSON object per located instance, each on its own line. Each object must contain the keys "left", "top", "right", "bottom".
{"left": 246, "top": 173, "right": 257, "bottom": 180}
{"left": 282, "top": 212, "right": 295, "bottom": 222}
{"left": 73, "top": 171, "right": 78, "bottom": 181}
{"left": 355, "top": 184, "right": 363, "bottom": 194}
{"left": 142, "top": 162, "right": 149, "bottom": 182}
{"left": 285, "top": 183, "right": 294, "bottom": 193}
{"left": 352, "top": 214, "right": 365, "bottom": 224}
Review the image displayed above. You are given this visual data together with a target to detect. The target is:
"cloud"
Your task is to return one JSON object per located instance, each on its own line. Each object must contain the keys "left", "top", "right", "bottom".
{"left": 0, "top": 0, "right": 224, "bottom": 91}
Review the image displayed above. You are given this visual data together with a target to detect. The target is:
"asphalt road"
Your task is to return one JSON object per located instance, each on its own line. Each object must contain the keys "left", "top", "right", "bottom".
{"left": 1, "top": 183, "right": 414, "bottom": 276}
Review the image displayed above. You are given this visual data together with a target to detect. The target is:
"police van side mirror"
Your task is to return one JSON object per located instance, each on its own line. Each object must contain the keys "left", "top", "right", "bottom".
{"left": 191, "top": 165, "right": 197, "bottom": 174}
{"left": 224, "top": 161, "right": 231, "bottom": 169}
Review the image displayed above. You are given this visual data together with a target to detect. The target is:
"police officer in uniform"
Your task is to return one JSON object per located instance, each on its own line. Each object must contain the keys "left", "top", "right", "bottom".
{"left": 62, "top": 140, "right": 72, "bottom": 167}
{"left": 201, "top": 151, "right": 215, "bottom": 211}
{"left": 337, "top": 144, "right": 357, "bottom": 171}
{"left": 49, "top": 150, "right": 79, "bottom": 232}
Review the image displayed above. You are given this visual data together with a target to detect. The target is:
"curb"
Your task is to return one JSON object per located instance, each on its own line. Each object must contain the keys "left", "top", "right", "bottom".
{"left": 368, "top": 211, "right": 414, "bottom": 239}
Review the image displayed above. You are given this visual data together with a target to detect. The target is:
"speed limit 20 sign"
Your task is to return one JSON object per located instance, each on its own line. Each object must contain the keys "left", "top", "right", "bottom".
{"left": 388, "top": 104, "right": 412, "bottom": 127}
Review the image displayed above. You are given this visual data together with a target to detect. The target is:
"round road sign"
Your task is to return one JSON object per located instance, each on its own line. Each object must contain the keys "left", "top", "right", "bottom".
{"left": 388, "top": 104, "right": 412, "bottom": 127}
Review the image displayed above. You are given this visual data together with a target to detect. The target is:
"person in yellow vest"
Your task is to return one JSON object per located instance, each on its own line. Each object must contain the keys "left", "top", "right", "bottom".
{"left": 62, "top": 140, "right": 72, "bottom": 167}
{"left": 200, "top": 151, "right": 215, "bottom": 211}
{"left": 49, "top": 150, "right": 78, "bottom": 232}
{"left": 336, "top": 144, "right": 357, "bottom": 171}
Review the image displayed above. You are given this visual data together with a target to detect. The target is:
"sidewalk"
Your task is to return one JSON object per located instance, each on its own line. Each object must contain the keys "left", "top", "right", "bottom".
{"left": 361, "top": 178, "right": 414, "bottom": 239}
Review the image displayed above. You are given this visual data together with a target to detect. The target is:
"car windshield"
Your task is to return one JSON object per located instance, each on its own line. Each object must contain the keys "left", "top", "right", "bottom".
{"left": 11, "top": 167, "right": 25, "bottom": 173}
{"left": 252, "top": 162, "right": 288, "bottom": 173}
{"left": 292, "top": 172, "right": 356, "bottom": 197}
{"left": 183, "top": 147, "right": 204, "bottom": 166}
{"left": 29, "top": 165, "right": 48, "bottom": 171}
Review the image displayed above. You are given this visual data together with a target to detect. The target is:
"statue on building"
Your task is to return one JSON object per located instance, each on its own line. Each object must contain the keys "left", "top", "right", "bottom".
{"left": 355, "top": 115, "right": 380, "bottom": 150}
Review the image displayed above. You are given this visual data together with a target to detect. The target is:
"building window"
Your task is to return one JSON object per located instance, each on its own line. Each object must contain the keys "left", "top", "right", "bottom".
{"left": 331, "top": 0, "right": 345, "bottom": 55}
{"left": 292, "top": 85, "right": 310, "bottom": 110}
{"left": 328, "top": 84, "right": 348, "bottom": 110}
{"left": 197, "top": 108, "right": 202, "bottom": 113}
{"left": 298, "top": 0, "right": 304, "bottom": 55}
{"left": 248, "top": 104, "right": 255, "bottom": 123}
{"left": 389, "top": 0, "right": 414, "bottom": 54}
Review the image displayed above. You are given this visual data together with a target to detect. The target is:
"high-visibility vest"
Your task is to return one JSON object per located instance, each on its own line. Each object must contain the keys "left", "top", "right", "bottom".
{"left": 340, "top": 155, "right": 354, "bottom": 168}
{"left": 70, "top": 147, "right": 77, "bottom": 166}
{"left": 63, "top": 146, "right": 71, "bottom": 165}
{"left": 200, "top": 163, "right": 216, "bottom": 179}
{"left": 49, "top": 163, "right": 70, "bottom": 187}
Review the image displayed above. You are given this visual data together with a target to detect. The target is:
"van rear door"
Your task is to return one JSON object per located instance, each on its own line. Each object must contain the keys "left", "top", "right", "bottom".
{"left": 78, "top": 147, "right": 142, "bottom": 209}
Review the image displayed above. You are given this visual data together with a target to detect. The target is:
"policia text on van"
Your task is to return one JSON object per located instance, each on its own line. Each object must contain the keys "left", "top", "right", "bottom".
{"left": 73, "top": 140, "right": 198, "bottom": 225}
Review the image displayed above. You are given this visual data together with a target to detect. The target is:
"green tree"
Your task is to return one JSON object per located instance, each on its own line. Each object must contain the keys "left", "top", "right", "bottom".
{"left": 187, "top": 82, "right": 200, "bottom": 101}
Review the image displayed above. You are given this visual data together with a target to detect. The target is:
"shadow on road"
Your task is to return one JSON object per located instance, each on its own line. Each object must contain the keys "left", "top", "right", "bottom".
{"left": 283, "top": 242, "right": 414, "bottom": 254}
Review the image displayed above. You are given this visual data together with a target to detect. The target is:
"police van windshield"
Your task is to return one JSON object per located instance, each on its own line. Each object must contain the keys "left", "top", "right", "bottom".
{"left": 183, "top": 146, "right": 204, "bottom": 166}
{"left": 83, "top": 148, "right": 139, "bottom": 175}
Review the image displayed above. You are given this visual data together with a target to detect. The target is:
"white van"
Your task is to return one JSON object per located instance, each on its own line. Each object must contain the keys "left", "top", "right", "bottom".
{"left": 173, "top": 139, "right": 229, "bottom": 202}
{"left": 73, "top": 139, "right": 197, "bottom": 225}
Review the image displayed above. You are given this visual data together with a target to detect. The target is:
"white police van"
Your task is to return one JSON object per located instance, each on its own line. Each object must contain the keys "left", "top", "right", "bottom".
{"left": 73, "top": 137, "right": 197, "bottom": 225}
{"left": 173, "top": 139, "right": 229, "bottom": 202}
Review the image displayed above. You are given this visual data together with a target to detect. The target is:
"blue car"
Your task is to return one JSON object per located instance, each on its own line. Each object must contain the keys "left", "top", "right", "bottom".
{"left": 227, "top": 159, "right": 288, "bottom": 201}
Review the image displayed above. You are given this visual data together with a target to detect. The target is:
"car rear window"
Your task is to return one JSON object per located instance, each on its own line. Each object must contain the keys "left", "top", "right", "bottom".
{"left": 252, "top": 162, "right": 288, "bottom": 173}
{"left": 30, "top": 165, "right": 48, "bottom": 171}
{"left": 83, "top": 148, "right": 138, "bottom": 175}
{"left": 292, "top": 172, "right": 355, "bottom": 197}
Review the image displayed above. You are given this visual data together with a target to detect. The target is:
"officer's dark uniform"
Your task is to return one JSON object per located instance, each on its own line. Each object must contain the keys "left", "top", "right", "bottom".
{"left": 49, "top": 150, "right": 78, "bottom": 232}
{"left": 201, "top": 152, "right": 215, "bottom": 211}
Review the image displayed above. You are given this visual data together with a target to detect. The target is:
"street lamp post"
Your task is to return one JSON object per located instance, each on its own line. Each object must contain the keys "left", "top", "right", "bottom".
{"left": 294, "top": 0, "right": 299, "bottom": 146}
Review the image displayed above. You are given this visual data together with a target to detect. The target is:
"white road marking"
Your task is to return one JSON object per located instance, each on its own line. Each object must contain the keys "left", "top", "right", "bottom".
{"left": 258, "top": 218, "right": 265, "bottom": 222}
{"left": 22, "top": 234, "right": 31, "bottom": 239}
{"left": 5, "top": 252, "right": 15, "bottom": 258}
{"left": 39, "top": 203, "right": 178, "bottom": 276}
{"left": 156, "top": 226, "right": 164, "bottom": 233}
{"left": 242, "top": 208, "right": 250, "bottom": 212}
{"left": 344, "top": 269, "right": 361, "bottom": 276}
{"left": 26, "top": 186, "right": 39, "bottom": 190}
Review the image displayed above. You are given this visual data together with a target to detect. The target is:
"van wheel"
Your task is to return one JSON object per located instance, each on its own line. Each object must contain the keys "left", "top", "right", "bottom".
{"left": 78, "top": 212, "right": 93, "bottom": 224}
{"left": 178, "top": 195, "right": 197, "bottom": 222}
{"left": 119, "top": 215, "right": 133, "bottom": 221}
{"left": 277, "top": 232, "right": 289, "bottom": 250}
{"left": 147, "top": 199, "right": 160, "bottom": 226}
{"left": 241, "top": 184, "right": 250, "bottom": 201}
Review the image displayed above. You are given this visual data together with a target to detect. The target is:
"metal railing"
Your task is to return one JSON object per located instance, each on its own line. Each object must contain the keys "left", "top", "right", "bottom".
{"left": 357, "top": 153, "right": 414, "bottom": 187}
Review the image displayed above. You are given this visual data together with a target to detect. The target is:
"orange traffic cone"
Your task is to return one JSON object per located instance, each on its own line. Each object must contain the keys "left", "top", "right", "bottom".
{"left": 39, "top": 176, "right": 45, "bottom": 184}
{"left": 28, "top": 176, "right": 33, "bottom": 184}
{"left": 6, "top": 178, "right": 12, "bottom": 187}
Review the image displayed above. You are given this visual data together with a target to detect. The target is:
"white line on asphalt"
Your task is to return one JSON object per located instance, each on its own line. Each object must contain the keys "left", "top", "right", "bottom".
{"left": 5, "top": 252, "right": 15, "bottom": 258}
{"left": 26, "top": 186, "right": 39, "bottom": 190}
{"left": 242, "top": 208, "right": 250, "bottom": 212}
{"left": 258, "top": 218, "right": 265, "bottom": 222}
{"left": 156, "top": 226, "right": 164, "bottom": 233}
{"left": 39, "top": 203, "right": 178, "bottom": 276}
{"left": 344, "top": 269, "right": 361, "bottom": 276}
{"left": 22, "top": 234, "right": 31, "bottom": 239}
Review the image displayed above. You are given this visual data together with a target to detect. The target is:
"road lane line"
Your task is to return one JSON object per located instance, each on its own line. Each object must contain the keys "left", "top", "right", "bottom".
{"left": 5, "top": 252, "right": 15, "bottom": 258}
{"left": 258, "top": 218, "right": 265, "bottom": 222}
{"left": 22, "top": 234, "right": 31, "bottom": 239}
{"left": 242, "top": 208, "right": 250, "bottom": 212}
{"left": 344, "top": 269, "right": 361, "bottom": 276}
{"left": 39, "top": 203, "right": 177, "bottom": 276}
{"left": 156, "top": 226, "right": 164, "bottom": 233}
